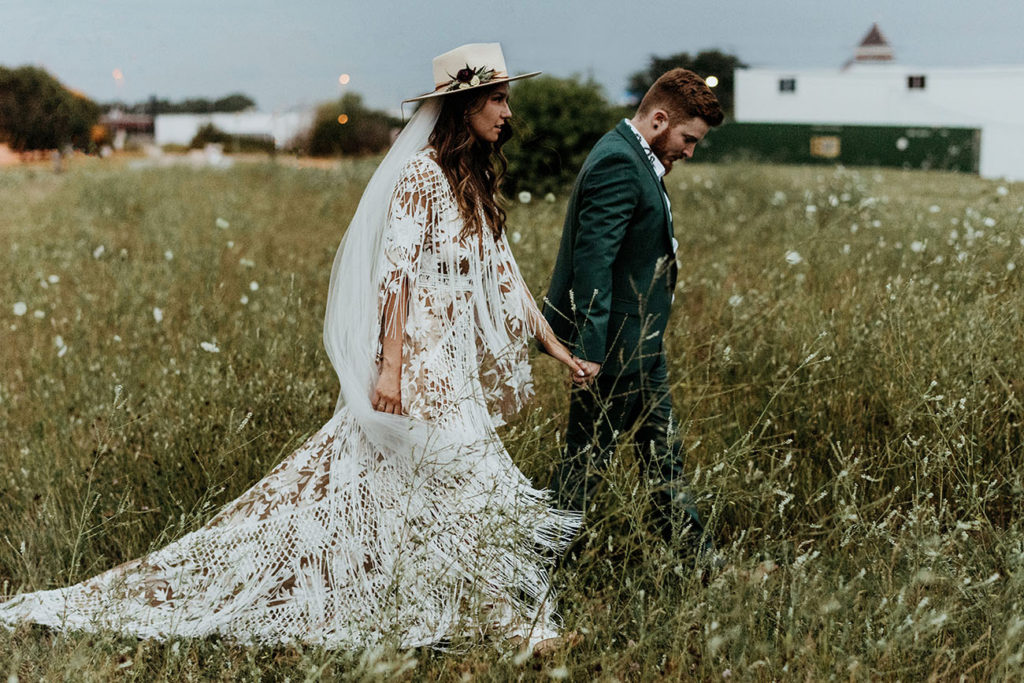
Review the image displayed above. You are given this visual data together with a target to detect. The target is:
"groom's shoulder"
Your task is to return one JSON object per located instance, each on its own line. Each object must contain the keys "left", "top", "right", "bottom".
{"left": 584, "top": 127, "right": 637, "bottom": 167}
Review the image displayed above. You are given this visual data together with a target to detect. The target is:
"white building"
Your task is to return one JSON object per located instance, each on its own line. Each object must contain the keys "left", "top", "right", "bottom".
{"left": 734, "top": 25, "right": 1024, "bottom": 180}
{"left": 154, "top": 110, "right": 314, "bottom": 150}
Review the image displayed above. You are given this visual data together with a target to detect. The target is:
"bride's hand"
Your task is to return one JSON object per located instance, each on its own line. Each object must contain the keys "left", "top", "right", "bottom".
{"left": 371, "top": 362, "right": 403, "bottom": 414}
{"left": 541, "top": 335, "right": 588, "bottom": 384}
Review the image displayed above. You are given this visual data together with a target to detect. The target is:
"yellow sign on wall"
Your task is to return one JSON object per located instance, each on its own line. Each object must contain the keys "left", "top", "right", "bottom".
{"left": 810, "top": 136, "right": 841, "bottom": 158}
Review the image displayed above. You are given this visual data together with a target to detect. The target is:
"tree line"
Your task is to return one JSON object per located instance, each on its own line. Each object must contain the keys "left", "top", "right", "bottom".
{"left": 0, "top": 50, "right": 744, "bottom": 192}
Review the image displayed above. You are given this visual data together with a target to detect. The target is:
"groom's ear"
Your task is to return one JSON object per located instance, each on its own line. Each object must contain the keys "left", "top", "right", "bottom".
{"left": 651, "top": 109, "right": 669, "bottom": 130}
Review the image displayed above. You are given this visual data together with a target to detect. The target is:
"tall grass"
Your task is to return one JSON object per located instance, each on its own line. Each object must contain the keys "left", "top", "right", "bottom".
{"left": 1, "top": 158, "right": 1023, "bottom": 680}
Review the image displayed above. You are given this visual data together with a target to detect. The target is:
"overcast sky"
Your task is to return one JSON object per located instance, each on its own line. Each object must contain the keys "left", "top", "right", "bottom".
{"left": 2, "top": 0, "right": 1022, "bottom": 113}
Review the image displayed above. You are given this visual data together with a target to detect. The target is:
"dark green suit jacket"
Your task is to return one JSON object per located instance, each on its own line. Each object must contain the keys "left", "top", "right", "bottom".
{"left": 543, "top": 120, "right": 678, "bottom": 377}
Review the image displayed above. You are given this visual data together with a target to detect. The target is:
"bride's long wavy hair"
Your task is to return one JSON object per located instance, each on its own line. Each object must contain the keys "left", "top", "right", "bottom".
{"left": 428, "top": 85, "right": 511, "bottom": 240}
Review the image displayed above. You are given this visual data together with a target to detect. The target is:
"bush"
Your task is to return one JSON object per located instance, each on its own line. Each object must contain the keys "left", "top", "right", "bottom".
{"left": 0, "top": 65, "right": 100, "bottom": 151}
{"left": 503, "top": 75, "right": 624, "bottom": 195}
{"left": 188, "top": 123, "right": 275, "bottom": 154}
{"left": 305, "top": 93, "right": 398, "bottom": 157}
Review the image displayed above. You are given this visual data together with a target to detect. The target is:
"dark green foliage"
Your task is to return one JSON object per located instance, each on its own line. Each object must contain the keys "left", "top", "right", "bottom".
{"left": 305, "top": 93, "right": 399, "bottom": 157}
{"left": 626, "top": 49, "right": 746, "bottom": 118}
{"left": 103, "top": 93, "right": 257, "bottom": 115}
{"left": 0, "top": 65, "right": 100, "bottom": 151}
{"left": 503, "top": 75, "right": 624, "bottom": 195}
{"left": 188, "top": 123, "right": 276, "bottom": 154}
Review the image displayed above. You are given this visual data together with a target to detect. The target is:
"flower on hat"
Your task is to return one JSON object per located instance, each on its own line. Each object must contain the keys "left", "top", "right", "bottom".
{"left": 446, "top": 64, "right": 497, "bottom": 92}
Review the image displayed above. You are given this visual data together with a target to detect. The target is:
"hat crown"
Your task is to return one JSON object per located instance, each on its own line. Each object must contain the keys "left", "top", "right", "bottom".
{"left": 431, "top": 43, "right": 508, "bottom": 88}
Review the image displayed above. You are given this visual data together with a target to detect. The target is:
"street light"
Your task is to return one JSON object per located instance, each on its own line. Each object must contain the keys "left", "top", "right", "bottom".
{"left": 338, "top": 74, "right": 350, "bottom": 85}
{"left": 705, "top": 75, "right": 719, "bottom": 88}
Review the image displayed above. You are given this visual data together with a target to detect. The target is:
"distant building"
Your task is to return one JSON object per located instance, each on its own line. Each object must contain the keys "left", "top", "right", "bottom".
{"left": 733, "top": 24, "right": 1024, "bottom": 180}
{"left": 154, "top": 110, "right": 315, "bottom": 150}
{"left": 99, "top": 110, "right": 155, "bottom": 150}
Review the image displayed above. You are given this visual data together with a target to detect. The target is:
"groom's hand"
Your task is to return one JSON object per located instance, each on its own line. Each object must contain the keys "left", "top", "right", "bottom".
{"left": 572, "top": 359, "right": 602, "bottom": 386}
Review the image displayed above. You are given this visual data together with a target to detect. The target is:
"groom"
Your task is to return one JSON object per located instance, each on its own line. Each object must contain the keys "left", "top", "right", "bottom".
{"left": 543, "top": 68, "right": 723, "bottom": 555}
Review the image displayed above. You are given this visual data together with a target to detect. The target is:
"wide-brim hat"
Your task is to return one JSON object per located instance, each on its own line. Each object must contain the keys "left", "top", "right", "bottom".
{"left": 403, "top": 43, "right": 541, "bottom": 103}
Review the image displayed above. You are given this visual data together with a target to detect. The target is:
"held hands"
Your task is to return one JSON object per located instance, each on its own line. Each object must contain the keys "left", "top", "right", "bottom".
{"left": 540, "top": 332, "right": 600, "bottom": 386}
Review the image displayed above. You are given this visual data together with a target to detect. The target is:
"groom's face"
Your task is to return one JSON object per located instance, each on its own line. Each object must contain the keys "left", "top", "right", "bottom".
{"left": 649, "top": 115, "right": 710, "bottom": 173}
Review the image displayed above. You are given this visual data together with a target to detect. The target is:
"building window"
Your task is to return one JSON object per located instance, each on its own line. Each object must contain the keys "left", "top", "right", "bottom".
{"left": 907, "top": 75, "right": 926, "bottom": 89}
{"left": 779, "top": 78, "right": 796, "bottom": 93}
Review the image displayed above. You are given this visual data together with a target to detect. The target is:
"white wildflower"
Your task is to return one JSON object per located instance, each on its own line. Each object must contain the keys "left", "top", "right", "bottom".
{"left": 997, "top": 186, "right": 1009, "bottom": 197}
{"left": 199, "top": 341, "right": 220, "bottom": 353}
{"left": 517, "top": 191, "right": 532, "bottom": 204}
{"left": 164, "top": 250, "right": 174, "bottom": 261}
{"left": 910, "top": 240, "right": 926, "bottom": 253}
{"left": 1009, "top": 262, "right": 1017, "bottom": 272}
{"left": 842, "top": 244, "right": 851, "bottom": 255}
{"left": 153, "top": 307, "right": 164, "bottom": 323}
{"left": 33, "top": 310, "right": 45, "bottom": 319}
{"left": 239, "top": 258, "right": 256, "bottom": 268}
{"left": 929, "top": 205, "right": 941, "bottom": 213}
{"left": 544, "top": 192, "right": 556, "bottom": 203}
{"left": 227, "top": 240, "right": 235, "bottom": 248}
{"left": 249, "top": 281, "right": 259, "bottom": 291}
{"left": 113, "top": 334, "right": 121, "bottom": 342}
{"left": 47, "top": 274, "right": 59, "bottom": 284}
{"left": 805, "top": 204, "right": 817, "bottom": 214}
{"left": 13, "top": 302, "right": 27, "bottom": 316}
{"left": 728, "top": 294, "right": 743, "bottom": 307}
{"left": 240, "top": 295, "right": 250, "bottom": 305}
{"left": 216, "top": 217, "right": 230, "bottom": 229}
{"left": 770, "top": 191, "right": 786, "bottom": 205}
{"left": 92, "top": 245, "right": 105, "bottom": 259}
{"left": 983, "top": 217, "right": 996, "bottom": 228}
{"left": 784, "top": 250, "right": 803, "bottom": 265}
{"left": 510, "top": 231, "right": 522, "bottom": 244}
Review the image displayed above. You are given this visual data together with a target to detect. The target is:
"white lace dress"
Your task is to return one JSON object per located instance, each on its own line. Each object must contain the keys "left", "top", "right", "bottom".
{"left": 0, "top": 150, "right": 579, "bottom": 649}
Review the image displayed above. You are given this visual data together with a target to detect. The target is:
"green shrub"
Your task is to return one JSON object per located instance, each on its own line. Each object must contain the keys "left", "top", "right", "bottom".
{"left": 503, "top": 75, "right": 624, "bottom": 196}
{"left": 304, "top": 93, "right": 398, "bottom": 157}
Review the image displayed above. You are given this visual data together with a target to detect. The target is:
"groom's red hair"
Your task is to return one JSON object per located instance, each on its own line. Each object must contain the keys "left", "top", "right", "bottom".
{"left": 637, "top": 68, "right": 724, "bottom": 127}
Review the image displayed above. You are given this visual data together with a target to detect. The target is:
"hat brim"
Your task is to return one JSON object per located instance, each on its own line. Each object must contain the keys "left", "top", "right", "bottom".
{"left": 403, "top": 71, "right": 542, "bottom": 103}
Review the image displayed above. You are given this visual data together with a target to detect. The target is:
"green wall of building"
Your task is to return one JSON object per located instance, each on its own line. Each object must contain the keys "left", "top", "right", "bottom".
{"left": 699, "top": 122, "right": 980, "bottom": 173}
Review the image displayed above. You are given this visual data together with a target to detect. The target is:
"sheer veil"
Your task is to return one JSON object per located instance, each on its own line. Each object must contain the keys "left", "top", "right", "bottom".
{"left": 322, "top": 98, "right": 441, "bottom": 451}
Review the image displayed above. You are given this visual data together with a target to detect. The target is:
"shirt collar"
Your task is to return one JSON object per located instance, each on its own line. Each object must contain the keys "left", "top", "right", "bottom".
{"left": 624, "top": 118, "right": 666, "bottom": 179}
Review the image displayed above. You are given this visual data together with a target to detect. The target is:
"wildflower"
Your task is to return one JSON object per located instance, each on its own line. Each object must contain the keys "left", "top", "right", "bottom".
{"left": 770, "top": 190, "right": 786, "bottom": 205}
{"left": 805, "top": 204, "right": 817, "bottom": 214}
{"left": 517, "top": 191, "right": 532, "bottom": 204}
{"left": 510, "top": 231, "right": 522, "bottom": 244}
{"left": 784, "top": 250, "right": 803, "bottom": 265}
{"left": 199, "top": 341, "right": 220, "bottom": 353}
{"left": 216, "top": 217, "right": 230, "bottom": 229}
{"left": 910, "top": 240, "right": 925, "bottom": 253}
{"left": 249, "top": 281, "right": 259, "bottom": 291}
{"left": 12, "top": 302, "right": 27, "bottom": 316}
{"left": 47, "top": 274, "right": 59, "bottom": 284}
{"left": 1009, "top": 262, "right": 1016, "bottom": 272}
{"left": 164, "top": 250, "right": 174, "bottom": 261}
{"left": 728, "top": 294, "right": 743, "bottom": 307}
{"left": 997, "top": 186, "right": 1009, "bottom": 197}
{"left": 239, "top": 258, "right": 256, "bottom": 268}
{"left": 842, "top": 244, "right": 851, "bottom": 255}
{"left": 929, "top": 205, "right": 941, "bottom": 213}
{"left": 153, "top": 307, "right": 164, "bottom": 323}
{"left": 544, "top": 192, "right": 556, "bottom": 203}
{"left": 33, "top": 310, "right": 45, "bottom": 319}
{"left": 55, "top": 335, "right": 68, "bottom": 357}
{"left": 983, "top": 217, "right": 996, "bottom": 228}
{"left": 240, "top": 295, "right": 249, "bottom": 305}
{"left": 93, "top": 245, "right": 105, "bottom": 259}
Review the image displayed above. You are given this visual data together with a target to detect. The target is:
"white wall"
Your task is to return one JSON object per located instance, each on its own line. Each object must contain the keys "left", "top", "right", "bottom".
{"left": 735, "top": 64, "right": 1024, "bottom": 180}
{"left": 155, "top": 110, "right": 314, "bottom": 149}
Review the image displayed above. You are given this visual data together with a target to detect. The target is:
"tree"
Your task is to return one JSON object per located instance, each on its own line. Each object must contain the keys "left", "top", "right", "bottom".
{"left": 0, "top": 66, "right": 100, "bottom": 151}
{"left": 305, "top": 93, "right": 398, "bottom": 157}
{"left": 101, "top": 93, "right": 257, "bottom": 115}
{"left": 503, "top": 75, "right": 623, "bottom": 194}
{"left": 626, "top": 50, "right": 746, "bottom": 118}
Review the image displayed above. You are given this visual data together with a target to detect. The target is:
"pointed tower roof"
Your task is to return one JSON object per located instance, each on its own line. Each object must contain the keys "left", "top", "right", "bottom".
{"left": 854, "top": 23, "right": 894, "bottom": 62}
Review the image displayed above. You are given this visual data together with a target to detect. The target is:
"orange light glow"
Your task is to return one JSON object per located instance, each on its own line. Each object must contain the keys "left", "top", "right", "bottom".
{"left": 112, "top": 68, "right": 124, "bottom": 81}
{"left": 337, "top": 114, "right": 349, "bottom": 124}
{"left": 338, "top": 74, "right": 350, "bottom": 85}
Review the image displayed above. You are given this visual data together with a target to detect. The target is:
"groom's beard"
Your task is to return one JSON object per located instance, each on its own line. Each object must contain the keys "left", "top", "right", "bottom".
{"left": 649, "top": 128, "right": 674, "bottom": 174}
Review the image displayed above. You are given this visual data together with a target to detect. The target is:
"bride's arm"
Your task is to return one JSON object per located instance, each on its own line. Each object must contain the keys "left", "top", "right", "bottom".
{"left": 372, "top": 160, "right": 434, "bottom": 414}
{"left": 497, "top": 237, "right": 588, "bottom": 382}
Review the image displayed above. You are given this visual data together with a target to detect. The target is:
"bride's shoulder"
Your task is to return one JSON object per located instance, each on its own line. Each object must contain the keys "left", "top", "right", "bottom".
{"left": 396, "top": 149, "right": 447, "bottom": 189}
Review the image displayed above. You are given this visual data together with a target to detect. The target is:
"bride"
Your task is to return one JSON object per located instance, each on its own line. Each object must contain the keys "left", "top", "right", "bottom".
{"left": 0, "top": 43, "right": 585, "bottom": 650}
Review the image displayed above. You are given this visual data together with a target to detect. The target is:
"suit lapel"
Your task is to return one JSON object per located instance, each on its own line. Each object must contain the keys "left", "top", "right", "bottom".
{"left": 614, "top": 121, "right": 674, "bottom": 245}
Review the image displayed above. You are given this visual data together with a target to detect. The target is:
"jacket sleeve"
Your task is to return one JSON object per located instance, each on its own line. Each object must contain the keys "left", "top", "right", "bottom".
{"left": 571, "top": 152, "right": 639, "bottom": 363}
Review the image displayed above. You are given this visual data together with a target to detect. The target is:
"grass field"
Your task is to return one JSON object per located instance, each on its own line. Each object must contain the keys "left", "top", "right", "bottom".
{"left": 1, "top": 157, "right": 1023, "bottom": 680}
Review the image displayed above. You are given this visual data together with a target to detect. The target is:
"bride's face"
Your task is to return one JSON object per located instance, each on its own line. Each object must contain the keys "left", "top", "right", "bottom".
{"left": 466, "top": 84, "right": 511, "bottom": 144}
